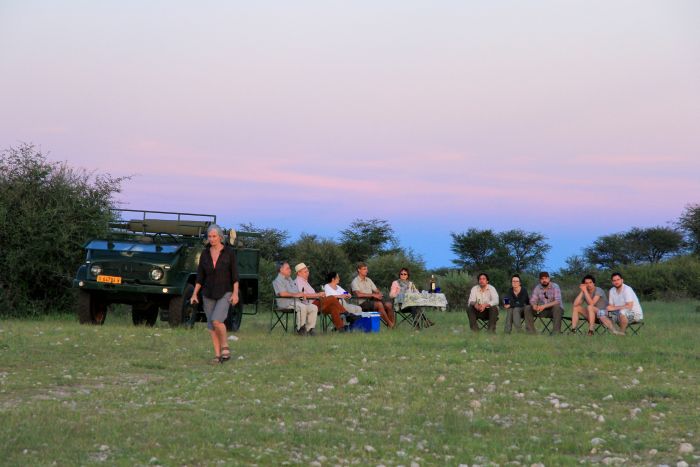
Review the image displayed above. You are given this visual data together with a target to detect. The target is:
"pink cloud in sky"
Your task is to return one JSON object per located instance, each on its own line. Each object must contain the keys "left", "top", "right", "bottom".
{"left": 2, "top": 1, "right": 699, "bottom": 268}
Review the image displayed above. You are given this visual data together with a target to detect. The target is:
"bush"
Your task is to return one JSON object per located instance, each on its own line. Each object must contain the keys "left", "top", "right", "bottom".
{"left": 438, "top": 271, "right": 474, "bottom": 311}
{"left": 257, "top": 258, "right": 278, "bottom": 307}
{"left": 287, "top": 234, "right": 354, "bottom": 290}
{"left": 0, "top": 144, "right": 126, "bottom": 316}
{"left": 618, "top": 256, "right": 700, "bottom": 300}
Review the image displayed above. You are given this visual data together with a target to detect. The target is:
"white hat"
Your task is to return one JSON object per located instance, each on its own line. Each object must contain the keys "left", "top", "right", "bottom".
{"left": 294, "top": 263, "right": 308, "bottom": 273}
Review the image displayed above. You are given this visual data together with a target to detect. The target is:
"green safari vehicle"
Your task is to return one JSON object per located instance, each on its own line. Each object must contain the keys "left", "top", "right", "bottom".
{"left": 73, "top": 209, "right": 260, "bottom": 330}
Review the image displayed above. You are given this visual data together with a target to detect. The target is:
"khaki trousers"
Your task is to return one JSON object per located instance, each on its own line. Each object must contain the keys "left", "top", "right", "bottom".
{"left": 295, "top": 302, "right": 318, "bottom": 331}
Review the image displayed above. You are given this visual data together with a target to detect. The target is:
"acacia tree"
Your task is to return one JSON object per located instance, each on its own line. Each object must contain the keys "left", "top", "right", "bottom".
{"left": 450, "top": 228, "right": 504, "bottom": 271}
{"left": 584, "top": 233, "right": 634, "bottom": 269}
{"left": 678, "top": 203, "right": 700, "bottom": 254}
{"left": 499, "top": 229, "right": 550, "bottom": 273}
{"left": 339, "top": 218, "right": 397, "bottom": 264}
{"left": 625, "top": 227, "right": 684, "bottom": 263}
{"left": 450, "top": 228, "right": 549, "bottom": 274}
{"left": 0, "top": 143, "right": 127, "bottom": 315}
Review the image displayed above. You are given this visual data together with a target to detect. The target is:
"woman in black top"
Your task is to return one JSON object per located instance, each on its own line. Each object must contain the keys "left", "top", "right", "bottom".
{"left": 191, "top": 224, "right": 239, "bottom": 364}
{"left": 503, "top": 274, "right": 531, "bottom": 333}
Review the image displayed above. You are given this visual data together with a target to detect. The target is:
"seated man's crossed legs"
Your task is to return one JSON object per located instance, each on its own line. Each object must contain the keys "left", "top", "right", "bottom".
{"left": 313, "top": 296, "right": 346, "bottom": 331}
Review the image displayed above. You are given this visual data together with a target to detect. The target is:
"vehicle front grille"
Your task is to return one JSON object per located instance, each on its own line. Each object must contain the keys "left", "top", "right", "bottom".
{"left": 101, "top": 263, "right": 154, "bottom": 282}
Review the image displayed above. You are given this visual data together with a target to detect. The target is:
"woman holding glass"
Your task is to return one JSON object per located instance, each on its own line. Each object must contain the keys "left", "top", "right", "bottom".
{"left": 191, "top": 224, "right": 239, "bottom": 364}
{"left": 323, "top": 271, "right": 363, "bottom": 319}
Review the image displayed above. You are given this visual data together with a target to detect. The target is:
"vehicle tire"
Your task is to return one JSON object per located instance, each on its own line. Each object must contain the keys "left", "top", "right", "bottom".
{"left": 226, "top": 303, "right": 243, "bottom": 332}
{"left": 132, "top": 304, "right": 159, "bottom": 326}
{"left": 132, "top": 306, "right": 145, "bottom": 325}
{"left": 77, "top": 290, "right": 107, "bottom": 325}
{"left": 169, "top": 284, "right": 194, "bottom": 328}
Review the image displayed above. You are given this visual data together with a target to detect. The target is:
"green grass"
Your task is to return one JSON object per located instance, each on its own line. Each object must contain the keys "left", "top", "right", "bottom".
{"left": 1, "top": 302, "right": 698, "bottom": 466}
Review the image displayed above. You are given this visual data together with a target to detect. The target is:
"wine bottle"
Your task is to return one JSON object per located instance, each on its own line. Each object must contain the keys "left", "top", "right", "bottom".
{"left": 429, "top": 275, "right": 436, "bottom": 293}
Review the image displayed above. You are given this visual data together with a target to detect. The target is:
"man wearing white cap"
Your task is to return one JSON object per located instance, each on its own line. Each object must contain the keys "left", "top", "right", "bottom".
{"left": 294, "top": 263, "right": 348, "bottom": 332}
{"left": 272, "top": 262, "right": 318, "bottom": 336}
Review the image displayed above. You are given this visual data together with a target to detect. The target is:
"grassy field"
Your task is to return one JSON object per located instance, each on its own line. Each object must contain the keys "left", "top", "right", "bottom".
{"left": 1, "top": 302, "right": 698, "bottom": 466}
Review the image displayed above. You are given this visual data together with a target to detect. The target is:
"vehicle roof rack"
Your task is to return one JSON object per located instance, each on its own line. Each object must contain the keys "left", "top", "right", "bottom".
{"left": 110, "top": 209, "right": 217, "bottom": 238}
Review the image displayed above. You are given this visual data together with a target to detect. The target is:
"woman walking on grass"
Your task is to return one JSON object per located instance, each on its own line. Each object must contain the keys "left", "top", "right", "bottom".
{"left": 191, "top": 224, "right": 239, "bottom": 364}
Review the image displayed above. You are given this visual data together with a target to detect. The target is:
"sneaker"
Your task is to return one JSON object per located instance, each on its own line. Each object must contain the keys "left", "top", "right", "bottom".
{"left": 296, "top": 327, "right": 306, "bottom": 336}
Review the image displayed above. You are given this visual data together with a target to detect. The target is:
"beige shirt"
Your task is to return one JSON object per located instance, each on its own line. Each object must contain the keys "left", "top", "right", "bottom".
{"left": 350, "top": 275, "right": 378, "bottom": 304}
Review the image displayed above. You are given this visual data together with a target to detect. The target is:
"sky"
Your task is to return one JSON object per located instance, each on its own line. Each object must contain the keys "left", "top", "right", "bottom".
{"left": 2, "top": 1, "right": 699, "bottom": 270}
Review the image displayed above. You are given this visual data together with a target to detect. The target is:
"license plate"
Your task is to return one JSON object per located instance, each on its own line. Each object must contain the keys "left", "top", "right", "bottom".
{"left": 97, "top": 275, "right": 122, "bottom": 284}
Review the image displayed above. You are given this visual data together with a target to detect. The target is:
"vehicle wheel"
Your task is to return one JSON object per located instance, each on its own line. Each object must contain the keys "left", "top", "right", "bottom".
{"left": 169, "top": 284, "right": 195, "bottom": 327}
{"left": 132, "top": 306, "right": 145, "bottom": 325}
{"left": 77, "top": 290, "right": 107, "bottom": 325}
{"left": 132, "top": 304, "right": 158, "bottom": 326}
{"left": 226, "top": 303, "right": 243, "bottom": 332}
{"left": 144, "top": 304, "right": 158, "bottom": 326}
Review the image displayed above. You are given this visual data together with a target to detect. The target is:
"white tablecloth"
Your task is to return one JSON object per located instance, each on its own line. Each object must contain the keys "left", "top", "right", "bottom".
{"left": 397, "top": 292, "right": 448, "bottom": 310}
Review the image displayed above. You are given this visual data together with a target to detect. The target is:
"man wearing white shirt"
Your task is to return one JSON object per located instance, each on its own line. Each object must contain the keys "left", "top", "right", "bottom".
{"left": 467, "top": 273, "right": 500, "bottom": 332}
{"left": 600, "top": 272, "right": 644, "bottom": 335}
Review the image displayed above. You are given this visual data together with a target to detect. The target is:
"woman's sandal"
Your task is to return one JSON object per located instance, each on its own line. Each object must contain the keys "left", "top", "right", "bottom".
{"left": 587, "top": 329, "right": 595, "bottom": 336}
{"left": 221, "top": 347, "right": 231, "bottom": 362}
{"left": 210, "top": 356, "right": 223, "bottom": 365}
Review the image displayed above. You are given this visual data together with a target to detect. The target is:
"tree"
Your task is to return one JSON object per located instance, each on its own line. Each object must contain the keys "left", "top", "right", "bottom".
{"left": 678, "top": 203, "right": 700, "bottom": 254}
{"left": 286, "top": 233, "right": 353, "bottom": 288}
{"left": 238, "top": 222, "right": 289, "bottom": 262}
{"left": 339, "top": 218, "right": 398, "bottom": 264}
{"left": 584, "top": 233, "right": 634, "bottom": 269}
{"left": 584, "top": 227, "right": 685, "bottom": 269}
{"left": 450, "top": 228, "right": 505, "bottom": 271}
{"left": 499, "top": 229, "right": 550, "bottom": 273}
{"left": 624, "top": 227, "right": 684, "bottom": 263}
{"left": 0, "top": 143, "right": 127, "bottom": 315}
{"left": 450, "top": 228, "right": 550, "bottom": 273}
{"left": 557, "top": 255, "right": 592, "bottom": 277}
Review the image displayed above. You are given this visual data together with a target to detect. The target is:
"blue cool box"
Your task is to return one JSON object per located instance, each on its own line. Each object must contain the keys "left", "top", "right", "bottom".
{"left": 351, "top": 312, "right": 381, "bottom": 333}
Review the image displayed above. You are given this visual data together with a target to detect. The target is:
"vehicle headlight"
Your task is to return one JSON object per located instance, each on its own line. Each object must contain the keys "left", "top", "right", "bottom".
{"left": 90, "top": 264, "right": 103, "bottom": 277}
{"left": 150, "top": 268, "right": 164, "bottom": 281}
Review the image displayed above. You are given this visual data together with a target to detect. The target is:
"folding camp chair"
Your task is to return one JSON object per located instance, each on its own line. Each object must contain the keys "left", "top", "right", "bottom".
{"left": 270, "top": 295, "right": 298, "bottom": 333}
{"left": 394, "top": 302, "right": 414, "bottom": 328}
{"left": 627, "top": 321, "right": 644, "bottom": 335}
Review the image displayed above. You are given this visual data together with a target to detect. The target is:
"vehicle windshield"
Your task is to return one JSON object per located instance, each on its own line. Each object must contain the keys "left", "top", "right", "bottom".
{"left": 85, "top": 240, "right": 182, "bottom": 254}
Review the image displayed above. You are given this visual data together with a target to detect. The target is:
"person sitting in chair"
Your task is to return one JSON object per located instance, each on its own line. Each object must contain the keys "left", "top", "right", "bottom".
{"left": 350, "top": 262, "right": 395, "bottom": 328}
{"left": 467, "top": 272, "right": 499, "bottom": 333}
{"left": 272, "top": 262, "right": 318, "bottom": 336}
{"left": 503, "top": 274, "right": 531, "bottom": 334}
{"left": 600, "top": 272, "right": 643, "bottom": 335}
{"left": 323, "top": 271, "right": 362, "bottom": 326}
{"left": 294, "top": 263, "right": 348, "bottom": 332}
{"left": 528, "top": 271, "right": 564, "bottom": 334}
{"left": 572, "top": 274, "right": 607, "bottom": 336}
{"left": 390, "top": 268, "right": 433, "bottom": 328}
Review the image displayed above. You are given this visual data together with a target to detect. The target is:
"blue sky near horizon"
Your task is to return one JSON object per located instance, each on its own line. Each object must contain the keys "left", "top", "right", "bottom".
{"left": 2, "top": 1, "right": 699, "bottom": 270}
